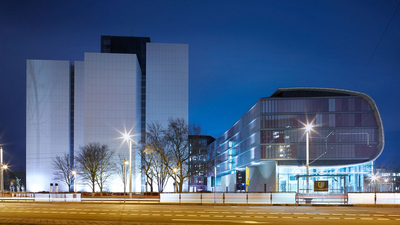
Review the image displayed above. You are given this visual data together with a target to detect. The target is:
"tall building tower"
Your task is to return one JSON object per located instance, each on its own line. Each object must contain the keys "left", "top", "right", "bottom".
{"left": 26, "top": 36, "right": 189, "bottom": 192}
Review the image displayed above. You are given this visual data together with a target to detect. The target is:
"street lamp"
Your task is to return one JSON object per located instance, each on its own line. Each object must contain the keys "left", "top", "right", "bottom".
{"left": 305, "top": 124, "right": 313, "bottom": 194}
{"left": 1, "top": 147, "right": 5, "bottom": 197}
{"left": 173, "top": 168, "right": 178, "bottom": 193}
{"left": 123, "top": 133, "right": 133, "bottom": 198}
{"left": 71, "top": 170, "right": 76, "bottom": 193}
{"left": 123, "top": 159, "right": 129, "bottom": 195}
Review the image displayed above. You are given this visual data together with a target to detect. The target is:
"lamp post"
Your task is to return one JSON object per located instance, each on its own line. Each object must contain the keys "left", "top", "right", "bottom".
{"left": 305, "top": 124, "right": 313, "bottom": 194}
{"left": 123, "top": 159, "right": 129, "bottom": 196}
{"left": 71, "top": 170, "right": 76, "bottom": 193}
{"left": 173, "top": 168, "right": 178, "bottom": 193}
{"left": 1, "top": 147, "right": 4, "bottom": 197}
{"left": 123, "top": 133, "right": 133, "bottom": 198}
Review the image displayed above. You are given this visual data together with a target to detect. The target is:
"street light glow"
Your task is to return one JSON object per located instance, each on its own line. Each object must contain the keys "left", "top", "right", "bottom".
{"left": 305, "top": 124, "right": 313, "bottom": 132}
{"left": 123, "top": 132, "right": 131, "bottom": 141}
{"left": 71, "top": 170, "right": 76, "bottom": 175}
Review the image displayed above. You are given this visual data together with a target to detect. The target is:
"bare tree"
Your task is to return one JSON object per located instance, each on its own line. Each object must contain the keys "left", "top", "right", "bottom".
{"left": 76, "top": 143, "right": 115, "bottom": 195}
{"left": 139, "top": 147, "right": 155, "bottom": 192}
{"left": 52, "top": 153, "right": 74, "bottom": 192}
{"left": 164, "top": 118, "right": 200, "bottom": 192}
{"left": 116, "top": 153, "right": 128, "bottom": 194}
{"left": 144, "top": 123, "right": 169, "bottom": 192}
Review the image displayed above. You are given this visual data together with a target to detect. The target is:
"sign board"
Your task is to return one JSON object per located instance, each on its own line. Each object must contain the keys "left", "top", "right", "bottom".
{"left": 245, "top": 166, "right": 249, "bottom": 185}
{"left": 314, "top": 180, "right": 328, "bottom": 192}
{"left": 236, "top": 170, "right": 245, "bottom": 184}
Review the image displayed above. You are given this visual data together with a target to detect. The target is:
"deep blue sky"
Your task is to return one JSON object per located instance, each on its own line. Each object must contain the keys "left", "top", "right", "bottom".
{"left": 0, "top": 0, "right": 399, "bottom": 172}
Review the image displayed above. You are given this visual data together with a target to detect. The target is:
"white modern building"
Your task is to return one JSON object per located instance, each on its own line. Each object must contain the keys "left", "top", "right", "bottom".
{"left": 26, "top": 36, "right": 188, "bottom": 192}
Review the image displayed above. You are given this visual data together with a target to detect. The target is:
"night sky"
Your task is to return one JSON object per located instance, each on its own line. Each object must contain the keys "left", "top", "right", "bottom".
{"left": 0, "top": 0, "right": 399, "bottom": 172}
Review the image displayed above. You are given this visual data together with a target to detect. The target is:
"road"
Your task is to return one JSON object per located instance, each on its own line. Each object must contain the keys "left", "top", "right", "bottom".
{"left": 0, "top": 203, "right": 399, "bottom": 224}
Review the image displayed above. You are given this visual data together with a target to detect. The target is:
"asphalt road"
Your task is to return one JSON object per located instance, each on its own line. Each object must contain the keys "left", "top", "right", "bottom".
{"left": 0, "top": 203, "right": 399, "bottom": 224}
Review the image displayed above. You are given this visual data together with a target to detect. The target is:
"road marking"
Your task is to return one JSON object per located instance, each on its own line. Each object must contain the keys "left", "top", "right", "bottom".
{"left": 163, "top": 211, "right": 171, "bottom": 212}
{"left": 141, "top": 213, "right": 149, "bottom": 216}
{"left": 267, "top": 216, "right": 278, "bottom": 218}
{"left": 174, "top": 211, "right": 183, "bottom": 213}
{"left": 152, "top": 210, "right": 160, "bottom": 212}
{"left": 88, "top": 213, "right": 96, "bottom": 215}
{"left": 172, "top": 219, "right": 265, "bottom": 224}
{"left": 60, "top": 212, "right": 67, "bottom": 214}
{"left": 214, "top": 215, "right": 223, "bottom": 218}
{"left": 176, "top": 214, "right": 184, "bottom": 217}
{"left": 109, "top": 213, "right": 117, "bottom": 215}
{"left": 314, "top": 217, "right": 325, "bottom": 219}
{"left": 389, "top": 215, "right": 400, "bottom": 216}
{"left": 99, "top": 213, "right": 106, "bottom": 215}
{"left": 345, "top": 214, "right": 356, "bottom": 216}
{"left": 344, "top": 218, "right": 356, "bottom": 220}
{"left": 241, "top": 216, "right": 251, "bottom": 218}
{"left": 373, "top": 214, "right": 384, "bottom": 216}
{"left": 328, "top": 217, "right": 340, "bottom": 219}
{"left": 360, "top": 214, "right": 370, "bottom": 216}
{"left": 332, "top": 214, "right": 342, "bottom": 216}
{"left": 188, "top": 215, "right": 196, "bottom": 217}
{"left": 269, "top": 213, "right": 278, "bottom": 214}
{"left": 152, "top": 214, "right": 160, "bottom": 216}
{"left": 130, "top": 213, "right": 138, "bottom": 215}
{"left": 377, "top": 218, "right": 389, "bottom": 220}
{"left": 360, "top": 218, "right": 373, "bottom": 220}
{"left": 255, "top": 216, "right": 264, "bottom": 218}
{"left": 298, "top": 217, "right": 309, "bottom": 219}
{"left": 293, "top": 213, "right": 303, "bottom": 215}
{"left": 164, "top": 214, "right": 172, "bottom": 216}
{"left": 227, "top": 215, "right": 236, "bottom": 218}
{"left": 200, "top": 215, "right": 210, "bottom": 217}
{"left": 282, "top": 217, "right": 293, "bottom": 219}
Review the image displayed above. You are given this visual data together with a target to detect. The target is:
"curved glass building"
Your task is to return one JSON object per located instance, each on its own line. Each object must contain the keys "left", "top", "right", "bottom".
{"left": 208, "top": 87, "right": 384, "bottom": 193}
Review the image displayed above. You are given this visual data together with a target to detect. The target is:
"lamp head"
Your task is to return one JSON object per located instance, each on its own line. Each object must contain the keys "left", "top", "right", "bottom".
{"left": 71, "top": 170, "right": 76, "bottom": 175}
{"left": 1, "top": 165, "right": 7, "bottom": 169}
{"left": 124, "top": 160, "right": 129, "bottom": 165}
{"left": 173, "top": 168, "right": 177, "bottom": 173}
{"left": 123, "top": 133, "right": 130, "bottom": 141}
{"left": 305, "top": 124, "right": 313, "bottom": 132}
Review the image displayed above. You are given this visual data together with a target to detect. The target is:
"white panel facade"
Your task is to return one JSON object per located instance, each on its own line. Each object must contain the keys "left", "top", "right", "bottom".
{"left": 73, "top": 61, "right": 84, "bottom": 177}
{"left": 82, "top": 53, "right": 141, "bottom": 192}
{"left": 146, "top": 43, "right": 189, "bottom": 128}
{"left": 26, "top": 60, "right": 71, "bottom": 192}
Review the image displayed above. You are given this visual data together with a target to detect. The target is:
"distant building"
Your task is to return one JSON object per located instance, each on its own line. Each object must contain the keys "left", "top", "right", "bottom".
{"left": 188, "top": 135, "right": 215, "bottom": 192}
{"left": 26, "top": 36, "right": 188, "bottom": 192}
{"left": 207, "top": 87, "right": 384, "bottom": 193}
{"left": 374, "top": 167, "right": 400, "bottom": 192}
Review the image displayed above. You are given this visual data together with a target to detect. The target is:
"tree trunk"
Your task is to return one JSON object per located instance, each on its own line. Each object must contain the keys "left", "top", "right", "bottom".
{"left": 92, "top": 181, "right": 95, "bottom": 196}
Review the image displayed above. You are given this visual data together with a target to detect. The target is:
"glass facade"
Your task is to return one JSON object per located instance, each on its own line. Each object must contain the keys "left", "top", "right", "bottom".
{"left": 188, "top": 135, "right": 215, "bottom": 192}
{"left": 208, "top": 88, "right": 384, "bottom": 192}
